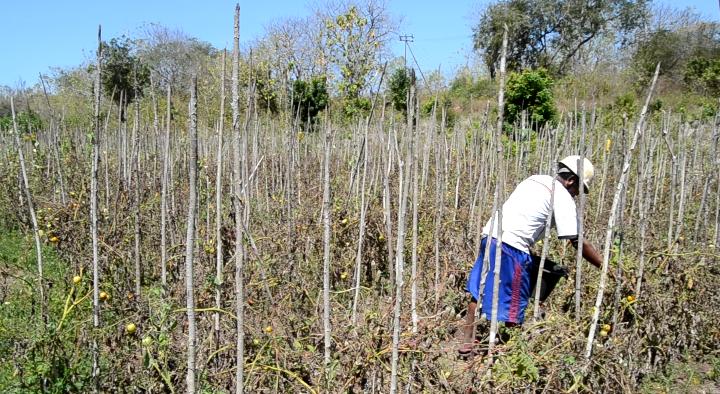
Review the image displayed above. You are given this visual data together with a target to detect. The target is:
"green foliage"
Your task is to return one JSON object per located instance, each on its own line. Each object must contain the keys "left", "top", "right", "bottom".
{"left": 640, "top": 356, "right": 720, "bottom": 393}
{"left": 0, "top": 232, "right": 93, "bottom": 392}
{"left": 0, "top": 110, "right": 42, "bottom": 133}
{"left": 448, "top": 70, "right": 495, "bottom": 103}
{"left": 684, "top": 56, "right": 720, "bottom": 96}
{"left": 648, "top": 99, "right": 663, "bottom": 114}
{"left": 492, "top": 332, "right": 540, "bottom": 386}
{"left": 632, "top": 29, "right": 684, "bottom": 81}
{"left": 633, "top": 22, "right": 720, "bottom": 93}
{"left": 504, "top": 68, "right": 557, "bottom": 130}
{"left": 254, "top": 62, "right": 280, "bottom": 115}
{"left": 474, "top": 0, "right": 649, "bottom": 77}
{"left": 292, "top": 77, "right": 329, "bottom": 128}
{"left": 324, "top": 5, "right": 374, "bottom": 101}
{"left": 675, "top": 96, "right": 719, "bottom": 122}
{"left": 341, "top": 96, "right": 371, "bottom": 119}
{"left": 600, "top": 91, "right": 637, "bottom": 129}
{"left": 322, "top": 3, "right": 390, "bottom": 118}
{"left": 613, "top": 92, "right": 637, "bottom": 115}
{"left": 420, "top": 94, "right": 455, "bottom": 129}
{"left": 99, "top": 36, "right": 150, "bottom": 120}
{"left": 388, "top": 67, "right": 410, "bottom": 115}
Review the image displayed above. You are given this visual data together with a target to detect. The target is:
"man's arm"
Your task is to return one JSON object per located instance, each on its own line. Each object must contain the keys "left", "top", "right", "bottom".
{"left": 569, "top": 239, "right": 602, "bottom": 269}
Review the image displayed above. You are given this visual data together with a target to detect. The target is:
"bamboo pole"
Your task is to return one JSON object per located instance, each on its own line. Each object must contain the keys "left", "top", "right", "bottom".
{"left": 390, "top": 73, "right": 412, "bottom": 392}
{"left": 231, "top": 6, "right": 245, "bottom": 393}
{"left": 410, "top": 75, "right": 420, "bottom": 334}
{"left": 90, "top": 25, "right": 102, "bottom": 390}
{"left": 214, "top": 49, "right": 227, "bottom": 363}
{"left": 574, "top": 107, "right": 587, "bottom": 320}
{"left": 585, "top": 63, "right": 660, "bottom": 360}
{"left": 351, "top": 117, "right": 371, "bottom": 325}
{"left": 383, "top": 122, "right": 395, "bottom": 287}
{"left": 533, "top": 175, "right": 556, "bottom": 320}
{"left": 321, "top": 123, "right": 333, "bottom": 368}
{"left": 487, "top": 24, "right": 509, "bottom": 360}
{"left": 161, "top": 85, "right": 171, "bottom": 289}
{"left": 433, "top": 121, "right": 445, "bottom": 306}
{"left": 132, "top": 98, "right": 142, "bottom": 297}
{"left": 185, "top": 74, "right": 199, "bottom": 394}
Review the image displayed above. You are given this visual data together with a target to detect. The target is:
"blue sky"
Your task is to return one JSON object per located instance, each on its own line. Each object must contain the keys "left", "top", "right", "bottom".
{"left": 0, "top": 0, "right": 717, "bottom": 87}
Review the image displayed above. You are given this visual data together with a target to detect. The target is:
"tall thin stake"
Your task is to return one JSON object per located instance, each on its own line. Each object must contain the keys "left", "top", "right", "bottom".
{"left": 160, "top": 85, "right": 171, "bottom": 289}
{"left": 487, "top": 24, "right": 508, "bottom": 359}
{"left": 231, "top": 5, "right": 245, "bottom": 393}
{"left": 214, "top": 49, "right": 227, "bottom": 363}
{"left": 585, "top": 63, "right": 660, "bottom": 359}
{"left": 574, "top": 107, "right": 587, "bottom": 320}
{"left": 90, "top": 25, "right": 102, "bottom": 390}
{"left": 185, "top": 74, "right": 199, "bottom": 394}
{"left": 321, "top": 125, "right": 333, "bottom": 368}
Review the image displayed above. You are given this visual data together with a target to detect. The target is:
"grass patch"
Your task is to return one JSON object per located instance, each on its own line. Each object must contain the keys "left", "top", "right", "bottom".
{"left": 0, "top": 230, "right": 93, "bottom": 393}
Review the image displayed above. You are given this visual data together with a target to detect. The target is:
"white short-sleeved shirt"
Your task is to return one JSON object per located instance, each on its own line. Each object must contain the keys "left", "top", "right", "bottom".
{"left": 483, "top": 175, "right": 578, "bottom": 253}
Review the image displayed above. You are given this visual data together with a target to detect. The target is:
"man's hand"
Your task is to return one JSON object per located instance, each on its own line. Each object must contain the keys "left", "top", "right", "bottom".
{"left": 569, "top": 238, "right": 603, "bottom": 269}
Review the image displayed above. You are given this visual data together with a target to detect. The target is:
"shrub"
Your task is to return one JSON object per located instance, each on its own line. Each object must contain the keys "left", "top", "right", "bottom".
{"left": 684, "top": 56, "right": 720, "bottom": 96}
{"left": 388, "top": 67, "right": 410, "bottom": 115}
{"left": 504, "top": 68, "right": 557, "bottom": 130}
{"left": 420, "top": 94, "right": 455, "bottom": 129}
{"left": 0, "top": 110, "right": 43, "bottom": 133}
{"left": 291, "top": 77, "right": 329, "bottom": 129}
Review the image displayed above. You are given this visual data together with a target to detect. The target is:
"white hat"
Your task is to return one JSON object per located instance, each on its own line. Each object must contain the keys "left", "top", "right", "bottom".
{"left": 558, "top": 155, "right": 594, "bottom": 193}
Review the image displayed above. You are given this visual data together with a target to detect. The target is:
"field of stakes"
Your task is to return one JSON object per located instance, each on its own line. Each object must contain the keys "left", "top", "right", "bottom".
{"left": 1, "top": 2, "right": 720, "bottom": 391}
{"left": 2, "top": 77, "right": 719, "bottom": 392}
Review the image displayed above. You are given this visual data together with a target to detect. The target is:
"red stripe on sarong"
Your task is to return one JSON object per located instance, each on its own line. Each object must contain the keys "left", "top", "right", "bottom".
{"left": 508, "top": 257, "right": 522, "bottom": 322}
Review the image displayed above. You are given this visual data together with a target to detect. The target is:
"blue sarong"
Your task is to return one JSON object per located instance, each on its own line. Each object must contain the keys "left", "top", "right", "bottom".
{"left": 466, "top": 237, "right": 536, "bottom": 324}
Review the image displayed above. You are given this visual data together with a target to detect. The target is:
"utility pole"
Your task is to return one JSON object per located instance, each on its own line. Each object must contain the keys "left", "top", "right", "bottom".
{"left": 399, "top": 34, "right": 414, "bottom": 69}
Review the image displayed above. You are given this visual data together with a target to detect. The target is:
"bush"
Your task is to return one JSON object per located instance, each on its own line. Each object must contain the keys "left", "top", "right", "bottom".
{"left": 0, "top": 110, "right": 43, "bottom": 133}
{"left": 448, "top": 71, "right": 495, "bottom": 103}
{"left": 388, "top": 67, "right": 410, "bottom": 116}
{"left": 420, "top": 94, "right": 455, "bottom": 129}
{"left": 684, "top": 56, "right": 720, "bottom": 96}
{"left": 341, "top": 96, "right": 371, "bottom": 120}
{"left": 292, "top": 77, "right": 329, "bottom": 129}
{"left": 504, "top": 68, "right": 557, "bottom": 130}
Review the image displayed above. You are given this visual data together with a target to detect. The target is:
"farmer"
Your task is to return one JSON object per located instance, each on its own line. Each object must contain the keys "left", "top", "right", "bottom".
{"left": 459, "top": 155, "right": 604, "bottom": 355}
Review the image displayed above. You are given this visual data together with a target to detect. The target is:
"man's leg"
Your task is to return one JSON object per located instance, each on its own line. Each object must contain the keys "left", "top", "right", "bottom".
{"left": 458, "top": 299, "right": 477, "bottom": 355}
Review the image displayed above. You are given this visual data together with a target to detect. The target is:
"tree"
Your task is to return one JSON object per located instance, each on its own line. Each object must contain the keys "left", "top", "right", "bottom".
{"left": 249, "top": 60, "right": 280, "bottom": 115}
{"left": 292, "top": 77, "right": 329, "bottom": 127}
{"left": 632, "top": 20, "right": 720, "bottom": 94}
{"left": 99, "top": 36, "right": 150, "bottom": 121}
{"left": 138, "top": 24, "right": 214, "bottom": 92}
{"left": 504, "top": 68, "right": 557, "bottom": 130}
{"left": 474, "top": 0, "right": 649, "bottom": 78}
{"left": 684, "top": 57, "right": 720, "bottom": 96}
{"left": 320, "top": 0, "right": 394, "bottom": 117}
{"left": 387, "top": 67, "right": 409, "bottom": 115}
{"left": 632, "top": 29, "right": 685, "bottom": 80}
{"left": 261, "top": 16, "right": 326, "bottom": 81}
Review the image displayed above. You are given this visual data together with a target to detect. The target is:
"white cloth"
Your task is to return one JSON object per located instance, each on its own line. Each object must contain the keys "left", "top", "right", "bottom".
{"left": 483, "top": 175, "right": 578, "bottom": 253}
